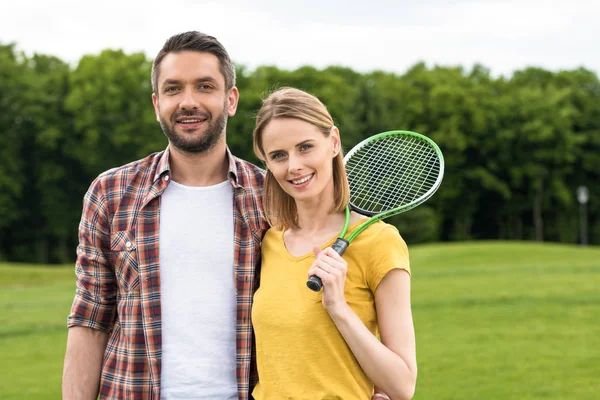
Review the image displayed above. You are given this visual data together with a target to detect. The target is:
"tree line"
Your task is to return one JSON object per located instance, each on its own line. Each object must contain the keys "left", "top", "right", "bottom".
{"left": 1, "top": 43, "right": 598, "bottom": 263}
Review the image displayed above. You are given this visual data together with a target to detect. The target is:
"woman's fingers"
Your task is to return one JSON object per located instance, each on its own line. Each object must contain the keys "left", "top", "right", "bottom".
{"left": 308, "top": 261, "right": 345, "bottom": 286}
{"left": 308, "top": 246, "right": 348, "bottom": 291}
{"left": 320, "top": 246, "right": 347, "bottom": 264}
{"left": 315, "top": 248, "right": 347, "bottom": 269}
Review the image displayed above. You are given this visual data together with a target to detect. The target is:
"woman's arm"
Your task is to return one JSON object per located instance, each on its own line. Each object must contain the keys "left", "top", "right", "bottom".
{"left": 309, "top": 248, "right": 417, "bottom": 400}
{"left": 329, "top": 269, "right": 416, "bottom": 400}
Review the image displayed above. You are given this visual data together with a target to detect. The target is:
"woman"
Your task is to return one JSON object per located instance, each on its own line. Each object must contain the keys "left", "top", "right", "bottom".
{"left": 251, "top": 88, "right": 417, "bottom": 400}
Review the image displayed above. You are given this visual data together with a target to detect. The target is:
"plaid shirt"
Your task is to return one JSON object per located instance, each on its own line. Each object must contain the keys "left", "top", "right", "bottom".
{"left": 68, "top": 147, "right": 268, "bottom": 399}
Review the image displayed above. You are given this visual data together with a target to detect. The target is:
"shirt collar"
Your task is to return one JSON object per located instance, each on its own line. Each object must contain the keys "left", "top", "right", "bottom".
{"left": 225, "top": 147, "right": 242, "bottom": 189}
{"left": 153, "top": 146, "right": 171, "bottom": 183}
{"left": 153, "top": 145, "right": 241, "bottom": 188}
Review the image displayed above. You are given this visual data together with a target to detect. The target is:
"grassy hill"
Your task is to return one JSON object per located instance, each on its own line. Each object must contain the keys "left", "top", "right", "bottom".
{"left": 0, "top": 242, "right": 598, "bottom": 399}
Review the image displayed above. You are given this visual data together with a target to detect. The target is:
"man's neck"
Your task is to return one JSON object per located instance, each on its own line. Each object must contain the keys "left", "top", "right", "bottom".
{"left": 168, "top": 141, "right": 229, "bottom": 187}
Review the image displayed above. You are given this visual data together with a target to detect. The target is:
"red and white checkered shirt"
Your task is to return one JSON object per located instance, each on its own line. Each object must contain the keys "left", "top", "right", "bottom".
{"left": 68, "top": 146, "right": 268, "bottom": 399}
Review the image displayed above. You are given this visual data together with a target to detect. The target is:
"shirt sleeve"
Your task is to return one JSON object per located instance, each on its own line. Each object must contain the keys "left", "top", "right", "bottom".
{"left": 365, "top": 224, "right": 410, "bottom": 293}
{"left": 67, "top": 176, "right": 117, "bottom": 333}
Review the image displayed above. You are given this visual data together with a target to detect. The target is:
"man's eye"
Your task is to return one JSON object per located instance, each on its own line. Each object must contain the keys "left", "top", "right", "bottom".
{"left": 165, "top": 87, "right": 179, "bottom": 93}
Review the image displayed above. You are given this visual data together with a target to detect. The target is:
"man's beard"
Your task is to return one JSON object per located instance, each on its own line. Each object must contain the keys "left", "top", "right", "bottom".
{"left": 159, "top": 102, "right": 228, "bottom": 154}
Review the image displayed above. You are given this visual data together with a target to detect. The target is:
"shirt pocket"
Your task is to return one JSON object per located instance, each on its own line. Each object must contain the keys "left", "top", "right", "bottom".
{"left": 110, "top": 230, "right": 140, "bottom": 292}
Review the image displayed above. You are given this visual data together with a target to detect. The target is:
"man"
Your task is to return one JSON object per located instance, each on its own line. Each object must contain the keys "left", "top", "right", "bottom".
{"left": 62, "top": 31, "right": 268, "bottom": 400}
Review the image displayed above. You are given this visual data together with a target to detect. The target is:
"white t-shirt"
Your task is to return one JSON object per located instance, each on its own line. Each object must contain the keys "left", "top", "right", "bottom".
{"left": 159, "top": 180, "right": 237, "bottom": 399}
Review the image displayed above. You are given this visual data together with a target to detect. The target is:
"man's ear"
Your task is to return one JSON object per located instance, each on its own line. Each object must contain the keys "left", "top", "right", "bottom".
{"left": 152, "top": 93, "right": 160, "bottom": 122}
{"left": 227, "top": 87, "right": 239, "bottom": 117}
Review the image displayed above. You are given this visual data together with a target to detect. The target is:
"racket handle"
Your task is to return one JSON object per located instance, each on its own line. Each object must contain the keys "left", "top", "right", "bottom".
{"left": 331, "top": 238, "right": 349, "bottom": 256}
{"left": 306, "top": 275, "right": 323, "bottom": 292}
{"left": 306, "top": 238, "right": 349, "bottom": 292}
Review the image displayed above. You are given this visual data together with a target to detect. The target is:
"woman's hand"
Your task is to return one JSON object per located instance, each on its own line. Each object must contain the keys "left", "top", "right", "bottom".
{"left": 307, "top": 246, "right": 349, "bottom": 316}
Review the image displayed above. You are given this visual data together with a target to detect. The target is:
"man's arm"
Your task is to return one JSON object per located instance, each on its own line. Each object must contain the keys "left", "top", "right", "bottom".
{"left": 63, "top": 176, "right": 117, "bottom": 399}
{"left": 62, "top": 327, "right": 109, "bottom": 400}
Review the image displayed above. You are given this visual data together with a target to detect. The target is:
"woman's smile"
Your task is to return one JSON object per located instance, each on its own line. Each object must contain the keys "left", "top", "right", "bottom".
{"left": 289, "top": 173, "right": 314, "bottom": 187}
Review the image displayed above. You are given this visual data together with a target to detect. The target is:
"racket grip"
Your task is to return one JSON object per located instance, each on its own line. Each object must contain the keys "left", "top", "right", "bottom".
{"left": 306, "top": 275, "right": 323, "bottom": 292}
{"left": 306, "top": 238, "right": 350, "bottom": 292}
{"left": 331, "top": 238, "right": 349, "bottom": 256}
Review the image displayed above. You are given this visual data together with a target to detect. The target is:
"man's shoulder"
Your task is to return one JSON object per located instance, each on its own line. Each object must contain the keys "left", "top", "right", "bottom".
{"left": 232, "top": 156, "right": 269, "bottom": 231}
{"left": 89, "top": 151, "right": 164, "bottom": 195}
{"left": 233, "top": 156, "right": 265, "bottom": 193}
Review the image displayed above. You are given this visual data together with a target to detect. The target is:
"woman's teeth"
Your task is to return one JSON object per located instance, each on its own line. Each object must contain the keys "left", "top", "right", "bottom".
{"left": 292, "top": 175, "right": 312, "bottom": 185}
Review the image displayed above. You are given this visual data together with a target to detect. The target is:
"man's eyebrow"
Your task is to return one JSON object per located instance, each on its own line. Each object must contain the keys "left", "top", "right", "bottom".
{"left": 194, "top": 76, "right": 218, "bottom": 84}
{"left": 161, "top": 79, "right": 181, "bottom": 87}
{"left": 161, "top": 77, "right": 219, "bottom": 88}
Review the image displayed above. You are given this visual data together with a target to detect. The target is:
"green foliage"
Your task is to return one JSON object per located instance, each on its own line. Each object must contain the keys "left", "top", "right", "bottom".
{"left": 0, "top": 44, "right": 27, "bottom": 231}
{"left": 64, "top": 49, "right": 163, "bottom": 175}
{"left": 0, "top": 42, "right": 598, "bottom": 261}
{"left": 390, "top": 206, "right": 441, "bottom": 243}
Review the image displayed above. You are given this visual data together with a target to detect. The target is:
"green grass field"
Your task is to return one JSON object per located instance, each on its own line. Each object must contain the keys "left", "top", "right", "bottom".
{"left": 1, "top": 241, "right": 598, "bottom": 399}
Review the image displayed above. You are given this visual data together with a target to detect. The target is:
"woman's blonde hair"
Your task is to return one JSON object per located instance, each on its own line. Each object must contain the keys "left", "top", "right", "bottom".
{"left": 253, "top": 87, "right": 350, "bottom": 230}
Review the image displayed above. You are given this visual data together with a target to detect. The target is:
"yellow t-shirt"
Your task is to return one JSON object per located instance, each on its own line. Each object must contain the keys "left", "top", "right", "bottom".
{"left": 252, "top": 220, "right": 410, "bottom": 400}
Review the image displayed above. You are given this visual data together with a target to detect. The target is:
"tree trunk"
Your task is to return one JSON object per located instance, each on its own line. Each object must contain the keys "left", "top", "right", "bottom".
{"left": 57, "top": 234, "right": 71, "bottom": 264}
{"left": 452, "top": 215, "right": 472, "bottom": 240}
{"left": 516, "top": 215, "right": 523, "bottom": 240}
{"left": 533, "top": 189, "right": 544, "bottom": 242}
{"left": 37, "top": 237, "right": 49, "bottom": 264}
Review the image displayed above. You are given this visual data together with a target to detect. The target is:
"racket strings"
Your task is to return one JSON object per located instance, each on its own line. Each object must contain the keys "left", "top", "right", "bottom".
{"left": 368, "top": 137, "right": 439, "bottom": 207}
{"left": 393, "top": 140, "right": 439, "bottom": 203}
{"left": 346, "top": 135, "right": 441, "bottom": 213}
{"left": 356, "top": 137, "right": 439, "bottom": 208}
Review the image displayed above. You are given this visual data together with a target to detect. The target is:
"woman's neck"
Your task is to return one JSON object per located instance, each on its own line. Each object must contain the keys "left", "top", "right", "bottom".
{"left": 293, "top": 193, "right": 343, "bottom": 237}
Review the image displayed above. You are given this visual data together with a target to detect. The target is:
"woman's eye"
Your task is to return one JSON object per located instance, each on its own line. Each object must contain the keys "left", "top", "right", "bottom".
{"left": 300, "top": 144, "right": 313, "bottom": 151}
{"left": 271, "top": 153, "right": 285, "bottom": 160}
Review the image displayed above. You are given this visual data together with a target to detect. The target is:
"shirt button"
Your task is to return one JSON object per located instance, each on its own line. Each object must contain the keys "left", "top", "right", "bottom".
{"left": 164, "top": 175, "right": 169, "bottom": 181}
{"left": 125, "top": 241, "right": 132, "bottom": 249}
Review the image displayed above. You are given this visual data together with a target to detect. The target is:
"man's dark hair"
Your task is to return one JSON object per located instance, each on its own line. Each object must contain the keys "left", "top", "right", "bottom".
{"left": 151, "top": 31, "right": 236, "bottom": 94}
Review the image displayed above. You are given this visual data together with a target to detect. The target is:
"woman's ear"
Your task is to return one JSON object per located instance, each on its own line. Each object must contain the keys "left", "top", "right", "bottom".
{"left": 330, "top": 126, "right": 341, "bottom": 157}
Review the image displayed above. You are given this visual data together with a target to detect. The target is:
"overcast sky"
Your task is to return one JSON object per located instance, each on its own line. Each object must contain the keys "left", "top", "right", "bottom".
{"left": 1, "top": 0, "right": 598, "bottom": 77}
